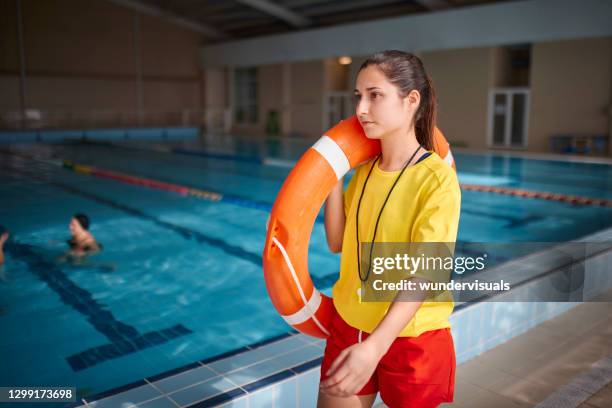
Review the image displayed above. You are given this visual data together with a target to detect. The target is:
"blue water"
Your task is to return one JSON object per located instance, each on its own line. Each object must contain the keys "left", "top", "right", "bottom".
{"left": 1, "top": 137, "right": 611, "bottom": 401}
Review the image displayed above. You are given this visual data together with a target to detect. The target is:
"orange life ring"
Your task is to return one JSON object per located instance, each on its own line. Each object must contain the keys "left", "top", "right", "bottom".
{"left": 262, "top": 115, "right": 456, "bottom": 338}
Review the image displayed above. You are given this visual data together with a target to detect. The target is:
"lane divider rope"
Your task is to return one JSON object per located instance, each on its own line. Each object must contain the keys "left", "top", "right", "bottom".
{"left": 63, "top": 160, "right": 223, "bottom": 201}
{"left": 3, "top": 148, "right": 610, "bottom": 208}
{"left": 460, "top": 183, "right": 612, "bottom": 207}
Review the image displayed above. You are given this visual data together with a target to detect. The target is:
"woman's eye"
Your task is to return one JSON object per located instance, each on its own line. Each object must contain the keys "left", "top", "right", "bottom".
{"left": 354, "top": 94, "right": 361, "bottom": 101}
{"left": 371, "top": 93, "right": 380, "bottom": 99}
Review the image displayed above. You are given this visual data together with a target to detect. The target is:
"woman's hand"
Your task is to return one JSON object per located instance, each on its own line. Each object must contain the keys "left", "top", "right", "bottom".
{"left": 319, "top": 339, "right": 384, "bottom": 397}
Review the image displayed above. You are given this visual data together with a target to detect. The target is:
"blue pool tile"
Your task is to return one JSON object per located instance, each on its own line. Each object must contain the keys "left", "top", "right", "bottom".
{"left": 200, "top": 346, "right": 250, "bottom": 365}
{"left": 247, "top": 332, "right": 293, "bottom": 349}
{"left": 167, "top": 376, "right": 237, "bottom": 407}
{"left": 224, "top": 358, "right": 287, "bottom": 387}
{"left": 253, "top": 336, "right": 316, "bottom": 359}
{"left": 243, "top": 370, "right": 295, "bottom": 393}
{"left": 276, "top": 377, "right": 298, "bottom": 407}
{"left": 152, "top": 364, "right": 218, "bottom": 393}
{"left": 297, "top": 368, "right": 320, "bottom": 408}
{"left": 481, "top": 308, "right": 497, "bottom": 344}
{"left": 0, "top": 131, "right": 38, "bottom": 142}
{"left": 290, "top": 333, "right": 321, "bottom": 346}
{"left": 471, "top": 304, "right": 485, "bottom": 345}
{"left": 126, "top": 128, "right": 163, "bottom": 140}
{"left": 218, "top": 396, "right": 248, "bottom": 408}
{"left": 291, "top": 356, "right": 323, "bottom": 374}
{"left": 207, "top": 337, "right": 308, "bottom": 375}
{"left": 311, "top": 338, "right": 326, "bottom": 348}
{"left": 85, "top": 129, "right": 127, "bottom": 140}
{"left": 84, "top": 384, "right": 162, "bottom": 408}
{"left": 184, "top": 388, "right": 245, "bottom": 408}
{"left": 40, "top": 130, "right": 84, "bottom": 141}
{"left": 245, "top": 375, "right": 298, "bottom": 406}
{"left": 247, "top": 386, "right": 276, "bottom": 407}
{"left": 474, "top": 343, "right": 485, "bottom": 357}
{"left": 146, "top": 361, "right": 202, "bottom": 382}
{"left": 206, "top": 350, "right": 265, "bottom": 374}
{"left": 137, "top": 397, "right": 179, "bottom": 407}
{"left": 271, "top": 345, "right": 324, "bottom": 369}
{"left": 166, "top": 127, "right": 199, "bottom": 139}
{"left": 82, "top": 379, "right": 147, "bottom": 403}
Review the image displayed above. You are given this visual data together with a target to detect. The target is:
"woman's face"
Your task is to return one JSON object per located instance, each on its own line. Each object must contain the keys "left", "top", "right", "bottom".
{"left": 354, "top": 65, "right": 418, "bottom": 139}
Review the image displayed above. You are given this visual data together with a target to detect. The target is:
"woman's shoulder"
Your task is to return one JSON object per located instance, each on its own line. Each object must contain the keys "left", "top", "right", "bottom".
{"left": 420, "top": 152, "right": 459, "bottom": 189}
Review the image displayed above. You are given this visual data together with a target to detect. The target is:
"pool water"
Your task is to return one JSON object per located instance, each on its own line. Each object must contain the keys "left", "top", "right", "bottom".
{"left": 1, "top": 137, "right": 611, "bottom": 400}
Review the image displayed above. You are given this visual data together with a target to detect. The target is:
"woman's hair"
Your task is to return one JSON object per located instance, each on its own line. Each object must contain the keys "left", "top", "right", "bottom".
{"left": 359, "top": 50, "right": 436, "bottom": 150}
{"left": 73, "top": 213, "right": 90, "bottom": 230}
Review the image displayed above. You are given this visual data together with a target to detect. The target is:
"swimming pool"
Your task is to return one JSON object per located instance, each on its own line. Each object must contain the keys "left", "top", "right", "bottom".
{"left": 1, "top": 136, "right": 611, "bottom": 403}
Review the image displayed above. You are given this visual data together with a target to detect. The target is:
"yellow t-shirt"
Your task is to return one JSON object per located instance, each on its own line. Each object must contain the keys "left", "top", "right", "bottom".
{"left": 332, "top": 151, "right": 461, "bottom": 337}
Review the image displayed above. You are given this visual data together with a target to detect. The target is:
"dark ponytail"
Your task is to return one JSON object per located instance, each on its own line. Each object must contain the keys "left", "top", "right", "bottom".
{"left": 359, "top": 51, "right": 436, "bottom": 150}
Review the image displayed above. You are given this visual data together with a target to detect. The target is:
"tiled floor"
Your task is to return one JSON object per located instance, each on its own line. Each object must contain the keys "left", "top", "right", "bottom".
{"left": 441, "top": 298, "right": 612, "bottom": 407}
{"left": 579, "top": 381, "right": 612, "bottom": 408}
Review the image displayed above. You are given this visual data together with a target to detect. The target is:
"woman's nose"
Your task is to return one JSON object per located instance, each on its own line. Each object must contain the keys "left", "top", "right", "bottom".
{"left": 356, "top": 100, "right": 368, "bottom": 116}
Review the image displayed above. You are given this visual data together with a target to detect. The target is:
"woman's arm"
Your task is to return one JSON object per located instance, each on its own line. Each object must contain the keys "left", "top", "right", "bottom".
{"left": 324, "top": 178, "right": 346, "bottom": 253}
{"left": 320, "top": 281, "right": 428, "bottom": 397}
{"left": 364, "top": 280, "right": 428, "bottom": 355}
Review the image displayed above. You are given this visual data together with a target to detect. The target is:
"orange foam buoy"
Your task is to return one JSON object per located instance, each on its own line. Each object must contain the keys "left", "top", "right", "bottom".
{"left": 262, "top": 116, "right": 455, "bottom": 338}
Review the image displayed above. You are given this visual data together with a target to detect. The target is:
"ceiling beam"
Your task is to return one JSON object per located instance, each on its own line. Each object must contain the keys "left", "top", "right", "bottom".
{"left": 236, "top": 0, "right": 313, "bottom": 28}
{"left": 106, "top": 0, "right": 229, "bottom": 39}
{"left": 413, "top": 0, "right": 452, "bottom": 11}
{"left": 201, "top": 0, "right": 612, "bottom": 68}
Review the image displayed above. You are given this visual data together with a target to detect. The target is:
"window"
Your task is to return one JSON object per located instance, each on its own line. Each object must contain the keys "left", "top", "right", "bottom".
{"left": 234, "top": 67, "right": 258, "bottom": 124}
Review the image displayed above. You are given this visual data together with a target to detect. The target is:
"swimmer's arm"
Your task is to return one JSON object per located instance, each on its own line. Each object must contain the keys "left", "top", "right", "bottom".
{"left": 324, "top": 178, "right": 345, "bottom": 253}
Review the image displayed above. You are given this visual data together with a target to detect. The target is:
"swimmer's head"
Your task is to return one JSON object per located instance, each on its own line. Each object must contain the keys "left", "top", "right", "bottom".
{"left": 70, "top": 213, "right": 90, "bottom": 235}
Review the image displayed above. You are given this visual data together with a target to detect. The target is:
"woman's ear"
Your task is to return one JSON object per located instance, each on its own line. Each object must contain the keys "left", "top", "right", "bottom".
{"left": 407, "top": 90, "right": 421, "bottom": 108}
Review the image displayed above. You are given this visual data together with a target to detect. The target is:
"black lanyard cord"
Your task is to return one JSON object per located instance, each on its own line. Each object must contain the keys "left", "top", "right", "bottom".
{"left": 356, "top": 145, "right": 423, "bottom": 283}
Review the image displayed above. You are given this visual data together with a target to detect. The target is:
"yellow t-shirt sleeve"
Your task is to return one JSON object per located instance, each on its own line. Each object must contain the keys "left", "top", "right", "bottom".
{"left": 411, "top": 172, "right": 461, "bottom": 243}
{"left": 409, "top": 171, "right": 461, "bottom": 283}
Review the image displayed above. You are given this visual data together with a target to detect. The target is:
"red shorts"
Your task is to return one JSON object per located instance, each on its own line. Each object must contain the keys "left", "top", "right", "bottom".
{"left": 320, "top": 306, "right": 455, "bottom": 408}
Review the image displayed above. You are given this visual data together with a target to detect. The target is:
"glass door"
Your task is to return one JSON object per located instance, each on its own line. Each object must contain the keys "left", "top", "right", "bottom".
{"left": 488, "top": 88, "right": 530, "bottom": 148}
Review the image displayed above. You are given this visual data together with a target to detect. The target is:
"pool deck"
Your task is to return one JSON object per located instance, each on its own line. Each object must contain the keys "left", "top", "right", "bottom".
{"left": 381, "top": 289, "right": 612, "bottom": 408}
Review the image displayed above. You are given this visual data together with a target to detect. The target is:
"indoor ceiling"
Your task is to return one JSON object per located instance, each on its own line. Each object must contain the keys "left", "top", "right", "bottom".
{"left": 115, "top": 0, "right": 517, "bottom": 42}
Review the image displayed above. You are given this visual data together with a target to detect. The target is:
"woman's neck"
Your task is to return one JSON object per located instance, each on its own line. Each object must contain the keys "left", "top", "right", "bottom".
{"left": 378, "top": 128, "right": 421, "bottom": 171}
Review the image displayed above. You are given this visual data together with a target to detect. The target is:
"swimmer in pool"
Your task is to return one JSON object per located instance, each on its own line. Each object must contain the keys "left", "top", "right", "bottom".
{"left": 57, "top": 214, "right": 116, "bottom": 272}
{"left": 0, "top": 226, "right": 9, "bottom": 281}
{"left": 66, "top": 213, "right": 100, "bottom": 257}
{"left": 0, "top": 226, "right": 8, "bottom": 266}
